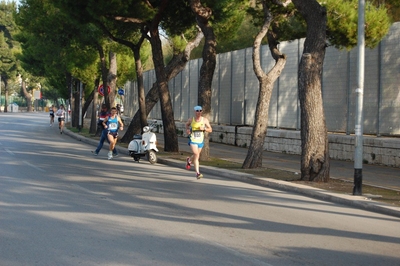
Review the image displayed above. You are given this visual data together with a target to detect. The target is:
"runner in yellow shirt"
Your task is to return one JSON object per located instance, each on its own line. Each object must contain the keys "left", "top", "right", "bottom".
{"left": 185, "top": 105, "right": 212, "bottom": 179}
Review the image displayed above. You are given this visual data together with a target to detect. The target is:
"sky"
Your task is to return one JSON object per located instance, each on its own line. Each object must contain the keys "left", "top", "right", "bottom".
{"left": 4, "top": 0, "right": 20, "bottom": 5}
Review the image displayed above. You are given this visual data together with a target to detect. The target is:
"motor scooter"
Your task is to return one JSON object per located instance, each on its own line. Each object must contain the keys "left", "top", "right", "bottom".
{"left": 128, "top": 121, "right": 159, "bottom": 164}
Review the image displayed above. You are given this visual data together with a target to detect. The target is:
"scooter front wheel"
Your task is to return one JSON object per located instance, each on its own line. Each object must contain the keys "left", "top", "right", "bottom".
{"left": 147, "top": 150, "right": 157, "bottom": 164}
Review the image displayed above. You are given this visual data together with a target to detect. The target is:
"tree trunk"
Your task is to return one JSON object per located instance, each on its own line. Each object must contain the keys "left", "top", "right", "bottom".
{"left": 72, "top": 83, "right": 79, "bottom": 128}
{"left": 149, "top": 27, "right": 178, "bottom": 152}
{"left": 108, "top": 50, "right": 117, "bottom": 108}
{"left": 21, "top": 80, "right": 33, "bottom": 112}
{"left": 147, "top": 0, "right": 178, "bottom": 152}
{"left": 3, "top": 78, "right": 9, "bottom": 112}
{"left": 132, "top": 38, "right": 147, "bottom": 131}
{"left": 120, "top": 29, "right": 203, "bottom": 143}
{"left": 4, "top": 87, "right": 8, "bottom": 112}
{"left": 120, "top": 83, "right": 159, "bottom": 142}
{"left": 81, "top": 86, "right": 94, "bottom": 129}
{"left": 242, "top": 1, "right": 286, "bottom": 169}
{"left": 95, "top": 21, "right": 148, "bottom": 132}
{"left": 191, "top": 0, "right": 217, "bottom": 161}
{"left": 66, "top": 72, "right": 73, "bottom": 124}
{"left": 97, "top": 44, "right": 110, "bottom": 110}
{"left": 292, "top": 0, "right": 330, "bottom": 182}
{"left": 90, "top": 84, "right": 100, "bottom": 135}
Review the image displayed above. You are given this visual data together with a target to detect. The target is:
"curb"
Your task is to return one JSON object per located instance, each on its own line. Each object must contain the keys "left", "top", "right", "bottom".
{"left": 64, "top": 128, "right": 400, "bottom": 218}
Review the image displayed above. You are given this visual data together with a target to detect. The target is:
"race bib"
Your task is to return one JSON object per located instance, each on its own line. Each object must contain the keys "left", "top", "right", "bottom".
{"left": 190, "top": 130, "right": 204, "bottom": 143}
{"left": 109, "top": 122, "right": 118, "bottom": 130}
{"left": 193, "top": 131, "right": 202, "bottom": 138}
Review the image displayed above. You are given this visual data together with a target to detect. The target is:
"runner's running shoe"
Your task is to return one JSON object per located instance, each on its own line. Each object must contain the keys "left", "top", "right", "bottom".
{"left": 108, "top": 151, "right": 113, "bottom": 160}
{"left": 196, "top": 173, "right": 203, "bottom": 179}
{"left": 186, "top": 157, "right": 191, "bottom": 170}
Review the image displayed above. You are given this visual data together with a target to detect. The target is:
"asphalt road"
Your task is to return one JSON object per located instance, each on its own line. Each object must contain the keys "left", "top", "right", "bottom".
{"left": 1, "top": 112, "right": 399, "bottom": 266}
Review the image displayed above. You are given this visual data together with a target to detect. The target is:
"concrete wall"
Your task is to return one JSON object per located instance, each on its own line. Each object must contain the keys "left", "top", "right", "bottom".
{"left": 122, "top": 23, "right": 400, "bottom": 168}
{"left": 122, "top": 114, "right": 400, "bottom": 167}
{"left": 123, "top": 22, "right": 400, "bottom": 136}
{"left": 166, "top": 122, "right": 400, "bottom": 168}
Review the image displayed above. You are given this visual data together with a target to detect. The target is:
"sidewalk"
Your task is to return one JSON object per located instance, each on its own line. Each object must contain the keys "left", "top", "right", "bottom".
{"left": 64, "top": 129, "right": 400, "bottom": 218}
{"left": 161, "top": 135, "right": 400, "bottom": 192}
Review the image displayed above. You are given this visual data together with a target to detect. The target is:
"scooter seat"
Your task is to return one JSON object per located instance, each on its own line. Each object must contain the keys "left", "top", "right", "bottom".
{"left": 133, "top": 134, "right": 142, "bottom": 140}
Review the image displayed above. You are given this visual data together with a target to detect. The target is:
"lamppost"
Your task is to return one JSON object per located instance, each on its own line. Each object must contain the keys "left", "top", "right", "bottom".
{"left": 0, "top": 75, "right": 2, "bottom": 112}
{"left": 353, "top": 0, "right": 365, "bottom": 195}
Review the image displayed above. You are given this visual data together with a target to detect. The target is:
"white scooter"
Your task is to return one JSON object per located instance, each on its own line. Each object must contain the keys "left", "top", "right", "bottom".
{"left": 128, "top": 121, "right": 159, "bottom": 164}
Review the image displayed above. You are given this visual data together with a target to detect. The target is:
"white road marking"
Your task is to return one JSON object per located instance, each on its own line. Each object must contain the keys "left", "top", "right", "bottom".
{"left": 5, "top": 148, "right": 14, "bottom": 155}
{"left": 23, "top": 161, "right": 46, "bottom": 172}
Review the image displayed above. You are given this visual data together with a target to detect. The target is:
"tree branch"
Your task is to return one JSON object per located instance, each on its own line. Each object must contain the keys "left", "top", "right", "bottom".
{"left": 113, "top": 16, "right": 144, "bottom": 23}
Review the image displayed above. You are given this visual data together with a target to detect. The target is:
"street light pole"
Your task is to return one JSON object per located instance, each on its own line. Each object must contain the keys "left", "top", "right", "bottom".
{"left": 353, "top": 0, "right": 365, "bottom": 195}
{"left": 0, "top": 75, "right": 2, "bottom": 112}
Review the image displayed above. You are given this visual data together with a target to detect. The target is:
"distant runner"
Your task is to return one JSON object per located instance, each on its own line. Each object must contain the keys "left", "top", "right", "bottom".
{"left": 56, "top": 104, "right": 66, "bottom": 134}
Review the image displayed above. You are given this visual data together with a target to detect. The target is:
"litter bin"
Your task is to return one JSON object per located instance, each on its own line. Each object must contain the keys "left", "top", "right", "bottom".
{"left": 45, "top": 106, "right": 49, "bottom": 112}
{"left": 8, "top": 103, "right": 19, "bottom": 112}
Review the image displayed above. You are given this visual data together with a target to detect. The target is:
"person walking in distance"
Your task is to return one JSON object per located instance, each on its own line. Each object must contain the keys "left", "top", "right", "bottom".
{"left": 102, "top": 107, "right": 124, "bottom": 160}
{"left": 49, "top": 105, "right": 55, "bottom": 126}
{"left": 185, "top": 105, "right": 212, "bottom": 179}
{"left": 56, "top": 104, "right": 66, "bottom": 134}
{"left": 92, "top": 104, "right": 118, "bottom": 156}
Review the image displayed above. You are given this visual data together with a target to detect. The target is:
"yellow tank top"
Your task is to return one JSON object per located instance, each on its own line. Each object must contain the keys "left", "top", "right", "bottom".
{"left": 190, "top": 117, "right": 204, "bottom": 143}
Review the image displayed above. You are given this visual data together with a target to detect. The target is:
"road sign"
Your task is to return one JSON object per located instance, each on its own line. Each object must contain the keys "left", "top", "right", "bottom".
{"left": 118, "top": 88, "right": 125, "bottom": 95}
{"left": 98, "top": 84, "right": 111, "bottom": 96}
{"left": 33, "top": 89, "right": 41, "bottom": 99}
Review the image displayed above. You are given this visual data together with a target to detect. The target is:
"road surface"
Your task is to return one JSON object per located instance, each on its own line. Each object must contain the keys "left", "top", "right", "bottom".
{"left": 1, "top": 112, "right": 399, "bottom": 265}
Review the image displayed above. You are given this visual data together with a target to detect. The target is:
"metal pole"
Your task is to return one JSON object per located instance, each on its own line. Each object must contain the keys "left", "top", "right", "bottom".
{"left": 0, "top": 75, "right": 2, "bottom": 112}
{"left": 353, "top": 0, "right": 365, "bottom": 195}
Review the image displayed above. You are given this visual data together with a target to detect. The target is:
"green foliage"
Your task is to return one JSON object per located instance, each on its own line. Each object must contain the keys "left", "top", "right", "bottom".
{"left": 11, "top": 0, "right": 394, "bottom": 103}
{"left": 324, "top": 0, "right": 391, "bottom": 50}
{"left": 161, "top": 0, "right": 194, "bottom": 36}
{"left": 15, "top": 0, "right": 141, "bottom": 101}
{"left": 162, "top": 0, "right": 249, "bottom": 56}
{"left": 15, "top": 0, "right": 100, "bottom": 85}
{"left": 51, "top": 0, "right": 154, "bottom": 84}
{"left": 364, "top": 2, "right": 392, "bottom": 48}
{"left": 245, "top": 0, "right": 391, "bottom": 51}
{"left": 116, "top": 52, "right": 135, "bottom": 86}
{"left": 213, "top": 1, "right": 251, "bottom": 53}
{"left": 370, "top": 0, "right": 400, "bottom": 22}
{"left": 0, "top": 2, "right": 20, "bottom": 85}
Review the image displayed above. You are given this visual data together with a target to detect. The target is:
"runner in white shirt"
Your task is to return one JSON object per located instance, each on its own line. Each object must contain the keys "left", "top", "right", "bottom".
{"left": 56, "top": 104, "right": 66, "bottom": 134}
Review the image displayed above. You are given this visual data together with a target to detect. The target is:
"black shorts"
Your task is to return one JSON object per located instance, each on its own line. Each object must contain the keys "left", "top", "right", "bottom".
{"left": 58, "top": 117, "right": 65, "bottom": 122}
{"left": 108, "top": 131, "right": 118, "bottom": 138}
{"left": 50, "top": 114, "right": 54, "bottom": 117}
